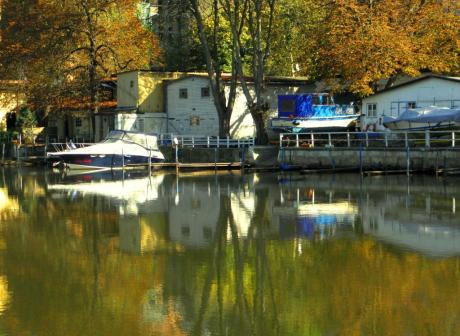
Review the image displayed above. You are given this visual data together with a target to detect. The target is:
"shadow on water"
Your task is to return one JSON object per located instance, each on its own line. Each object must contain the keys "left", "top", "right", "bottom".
{"left": 0, "top": 168, "right": 459, "bottom": 335}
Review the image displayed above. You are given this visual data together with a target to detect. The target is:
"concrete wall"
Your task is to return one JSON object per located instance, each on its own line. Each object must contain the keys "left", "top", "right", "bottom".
{"left": 362, "top": 77, "right": 460, "bottom": 130}
{"left": 118, "top": 71, "right": 184, "bottom": 112}
{"left": 280, "top": 148, "right": 460, "bottom": 170}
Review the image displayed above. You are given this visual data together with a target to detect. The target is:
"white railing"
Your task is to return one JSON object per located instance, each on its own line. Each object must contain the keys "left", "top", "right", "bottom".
{"left": 158, "top": 134, "right": 255, "bottom": 148}
{"left": 279, "top": 130, "right": 460, "bottom": 149}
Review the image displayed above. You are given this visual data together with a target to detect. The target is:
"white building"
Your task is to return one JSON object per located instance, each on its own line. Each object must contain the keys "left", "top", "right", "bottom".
{"left": 361, "top": 74, "right": 460, "bottom": 131}
{"left": 165, "top": 75, "right": 314, "bottom": 138}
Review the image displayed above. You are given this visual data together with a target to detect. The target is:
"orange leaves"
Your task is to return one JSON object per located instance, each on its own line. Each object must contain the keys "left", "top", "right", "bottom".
{"left": 311, "top": 0, "right": 460, "bottom": 95}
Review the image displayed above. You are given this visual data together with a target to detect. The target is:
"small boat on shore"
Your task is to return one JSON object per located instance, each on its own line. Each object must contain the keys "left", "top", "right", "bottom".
{"left": 270, "top": 94, "right": 361, "bottom": 134}
{"left": 47, "top": 130, "right": 165, "bottom": 170}
{"left": 383, "top": 106, "right": 460, "bottom": 131}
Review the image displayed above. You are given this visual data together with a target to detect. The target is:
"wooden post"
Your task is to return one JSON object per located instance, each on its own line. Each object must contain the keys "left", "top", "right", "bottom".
{"left": 148, "top": 147, "right": 152, "bottom": 173}
{"left": 425, "top": 130, "right": 430, "bottom": 148}
{"left": 406, "top": 146, "right": 410, "bottom": 176}
{"left": 2, "top": 143, "right": 5, "bottom": 163}
{"left": 121, "top": 147, "right": 125, "bottom": 170}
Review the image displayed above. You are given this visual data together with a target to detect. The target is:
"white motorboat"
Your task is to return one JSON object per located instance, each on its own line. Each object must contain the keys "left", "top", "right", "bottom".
{"left": 47, "top": 130, "right": 165, "bottom": 169}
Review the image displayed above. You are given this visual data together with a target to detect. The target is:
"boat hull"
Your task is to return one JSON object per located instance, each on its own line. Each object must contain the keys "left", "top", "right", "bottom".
{"left": 59, "top": 154, "right": 163, "bottom": 170}
{"left": 271, "top": 115, "right": 359, "bottom": 133}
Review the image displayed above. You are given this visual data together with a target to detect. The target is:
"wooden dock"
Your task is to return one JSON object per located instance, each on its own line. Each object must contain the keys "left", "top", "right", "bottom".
{"left": 151, "top": 162, "right": 247, "bottom": 171}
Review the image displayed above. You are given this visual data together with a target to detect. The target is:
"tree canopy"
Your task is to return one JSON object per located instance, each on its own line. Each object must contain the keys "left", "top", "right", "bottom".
{"left": 0, "top": 0, "right": 160, "bottom": 137}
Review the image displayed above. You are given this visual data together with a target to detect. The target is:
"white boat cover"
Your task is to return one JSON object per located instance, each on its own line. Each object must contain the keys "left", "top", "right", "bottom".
{"left": 383, "top": 106, "right": 460, "bottom": 125}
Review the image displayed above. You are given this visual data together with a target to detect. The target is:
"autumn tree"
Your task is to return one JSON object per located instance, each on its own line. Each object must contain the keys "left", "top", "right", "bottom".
{"left": 0, "top": 0, "right": 160, "bottom": 140}
{"left": 188, "top": 0, "right": 239, "bottom": 137}
{"left": 188, "top": 0, "right": 276, "bottom": 144}
{"left": 310, "top": 0, "right": 460, "bottom": 95}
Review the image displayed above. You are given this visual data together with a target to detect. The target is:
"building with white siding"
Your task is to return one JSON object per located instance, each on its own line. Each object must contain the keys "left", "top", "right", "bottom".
{"left": 165, "top": 75, "right": 315, "bottom": 138}
{"left": 361, "top": 74, "right": 460, "bottom": 131}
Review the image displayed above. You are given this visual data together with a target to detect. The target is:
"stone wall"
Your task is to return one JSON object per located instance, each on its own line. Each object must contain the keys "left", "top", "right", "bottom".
{"left": 279, "top": 147, "right": 460, "bottom": 170}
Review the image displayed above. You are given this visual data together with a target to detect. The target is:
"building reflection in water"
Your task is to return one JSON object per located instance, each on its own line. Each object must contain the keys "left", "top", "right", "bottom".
{"left": 1, "top": 169, "right": 460, "bottom": 335}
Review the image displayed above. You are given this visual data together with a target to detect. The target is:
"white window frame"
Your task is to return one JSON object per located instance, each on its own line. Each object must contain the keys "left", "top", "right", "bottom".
{"left": 367, "top": 103, "right": 377, "bottom": 117}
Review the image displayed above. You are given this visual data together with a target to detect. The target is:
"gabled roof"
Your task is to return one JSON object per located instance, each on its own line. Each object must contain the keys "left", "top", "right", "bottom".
{"left": 369, "top": 74, "right": 460, "bottom": 97}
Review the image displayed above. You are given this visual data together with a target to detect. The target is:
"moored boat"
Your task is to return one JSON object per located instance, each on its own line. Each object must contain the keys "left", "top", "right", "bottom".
{"left": 270, "top": 94, "right": 361, "bottom": 134}
{"left": 47, "top": 130, "right": 165, "bottom": 169}
{"left": 383, "top": 106, "right": 460, "bottom": 131}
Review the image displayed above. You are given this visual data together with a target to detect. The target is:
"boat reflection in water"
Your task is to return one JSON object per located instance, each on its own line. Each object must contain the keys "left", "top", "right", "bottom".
{"left": 47, "top": 170, "right": 168, "bottom": 254}
{"left": 273, "top": 187, "right": 358, "bottom": 240}
{"left": 361, "top": 191, "right": 460, "bottom": 257}
{"left": 47, "top": 170, "right": 164, "bottom": 214}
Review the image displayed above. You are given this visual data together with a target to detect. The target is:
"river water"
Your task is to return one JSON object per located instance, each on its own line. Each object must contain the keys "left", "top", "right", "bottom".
{"left": 0, "top": 168, "right": 459, "bottom": 335}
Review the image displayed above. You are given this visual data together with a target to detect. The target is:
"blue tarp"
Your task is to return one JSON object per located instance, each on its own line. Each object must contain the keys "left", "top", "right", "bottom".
{"left": 278, "top": 94, "right": 338, "bottom": 118}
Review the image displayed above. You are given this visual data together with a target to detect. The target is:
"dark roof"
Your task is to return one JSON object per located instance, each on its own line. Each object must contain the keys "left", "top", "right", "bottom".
{"left": 370, "top": 74, "right": 460, "bottom": 97}
{"left": 164, "top": 74, "right": 314, "bottom": 87}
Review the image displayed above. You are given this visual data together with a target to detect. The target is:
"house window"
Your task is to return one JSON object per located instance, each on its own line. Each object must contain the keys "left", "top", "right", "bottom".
{"left": 201, "top": 87, "right": 210, "bottom": 98}
{"left": 179, "top": 88, "right": 188, "bottom": 99}
{"left": 75, "top": 117, "right": 82, "bottom": 127}
{"left": 367, "top": 103, "right": 377, "bottom": 117}
{"left": 407, "top": 101, "right": 416, "bottom": 109}
{"left": 130, "top": 80, "right": 134, "bottom": 88}
{"left": 190, "top": 116, "right": 200, "bottom": 126}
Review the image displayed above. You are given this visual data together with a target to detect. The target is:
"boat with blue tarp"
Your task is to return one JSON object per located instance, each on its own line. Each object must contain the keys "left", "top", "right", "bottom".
{"left": 270, "top": 93, "right": 361, "bottom": 134}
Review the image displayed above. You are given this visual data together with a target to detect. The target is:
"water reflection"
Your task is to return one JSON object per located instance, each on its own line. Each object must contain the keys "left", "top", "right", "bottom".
{"left": 0, "top": 169, "right": 459, "bottom": 335}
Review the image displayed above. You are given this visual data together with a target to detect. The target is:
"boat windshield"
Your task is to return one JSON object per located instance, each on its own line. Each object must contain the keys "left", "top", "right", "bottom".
{"left": 103, "top": 131, "right": 159, "bottom": 149}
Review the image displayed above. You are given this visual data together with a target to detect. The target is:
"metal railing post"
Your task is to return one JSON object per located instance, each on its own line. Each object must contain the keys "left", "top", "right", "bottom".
{"left": 425, "top": 130, "right": 430, "bottom": 148}
{"left": 311, "top": 133, "right": 315, "bottom": 147}
{"left": 227, "top": 136, "right": 230, "bottom": 148}
{"left": 217, "top": 136, "right": 220, "bottom": 148}
{"left": 384, "top": 133, "right": 388, "bottom": 147}
{"left": 192, "top": 136, "right": 195, "bottom": 148}
{"left": 405, "top": 132, "right": 409, "bottom": 148}
{"left": 328, "top": 133, "right": 332, "bottom": 147}
{"left": 365, "top": 133, "right": 369, "bottom": 147}
{"left": 347, "top": 132, "right": 351, "bottom": 148}
{"left": 279, "top": 133, "right": 283, "bottom": 148}
{"left": 295, "top": 134, "right": 299, "bottom": 148}
{"left": 207, "top": 136, "right": 210, "bottom": 148}
{"left": 453, "top": 131, "right": 456, "bottom": 148}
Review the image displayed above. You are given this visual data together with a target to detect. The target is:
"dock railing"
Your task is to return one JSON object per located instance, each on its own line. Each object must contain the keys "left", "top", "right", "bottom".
{"left": 279, "top": 130, "right": 460, "bottom": 149}
{"left": 158, "top": 134, "right": 255, "bottom": 148}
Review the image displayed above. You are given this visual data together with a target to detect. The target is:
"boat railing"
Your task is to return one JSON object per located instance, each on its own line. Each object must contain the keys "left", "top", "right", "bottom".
{"left": 47, "top": 142, "right": 94, "bottom": 153}
{"left": 279, "top": 130, "right": 460, "bottom": 149}
{"left": 158, "top": 134, "right": 255, "bottom": 148}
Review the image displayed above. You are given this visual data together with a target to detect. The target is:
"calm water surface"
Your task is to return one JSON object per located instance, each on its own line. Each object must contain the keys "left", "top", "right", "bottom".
{"left": 0, "top": 168, "right": 459, "bottom": 335}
